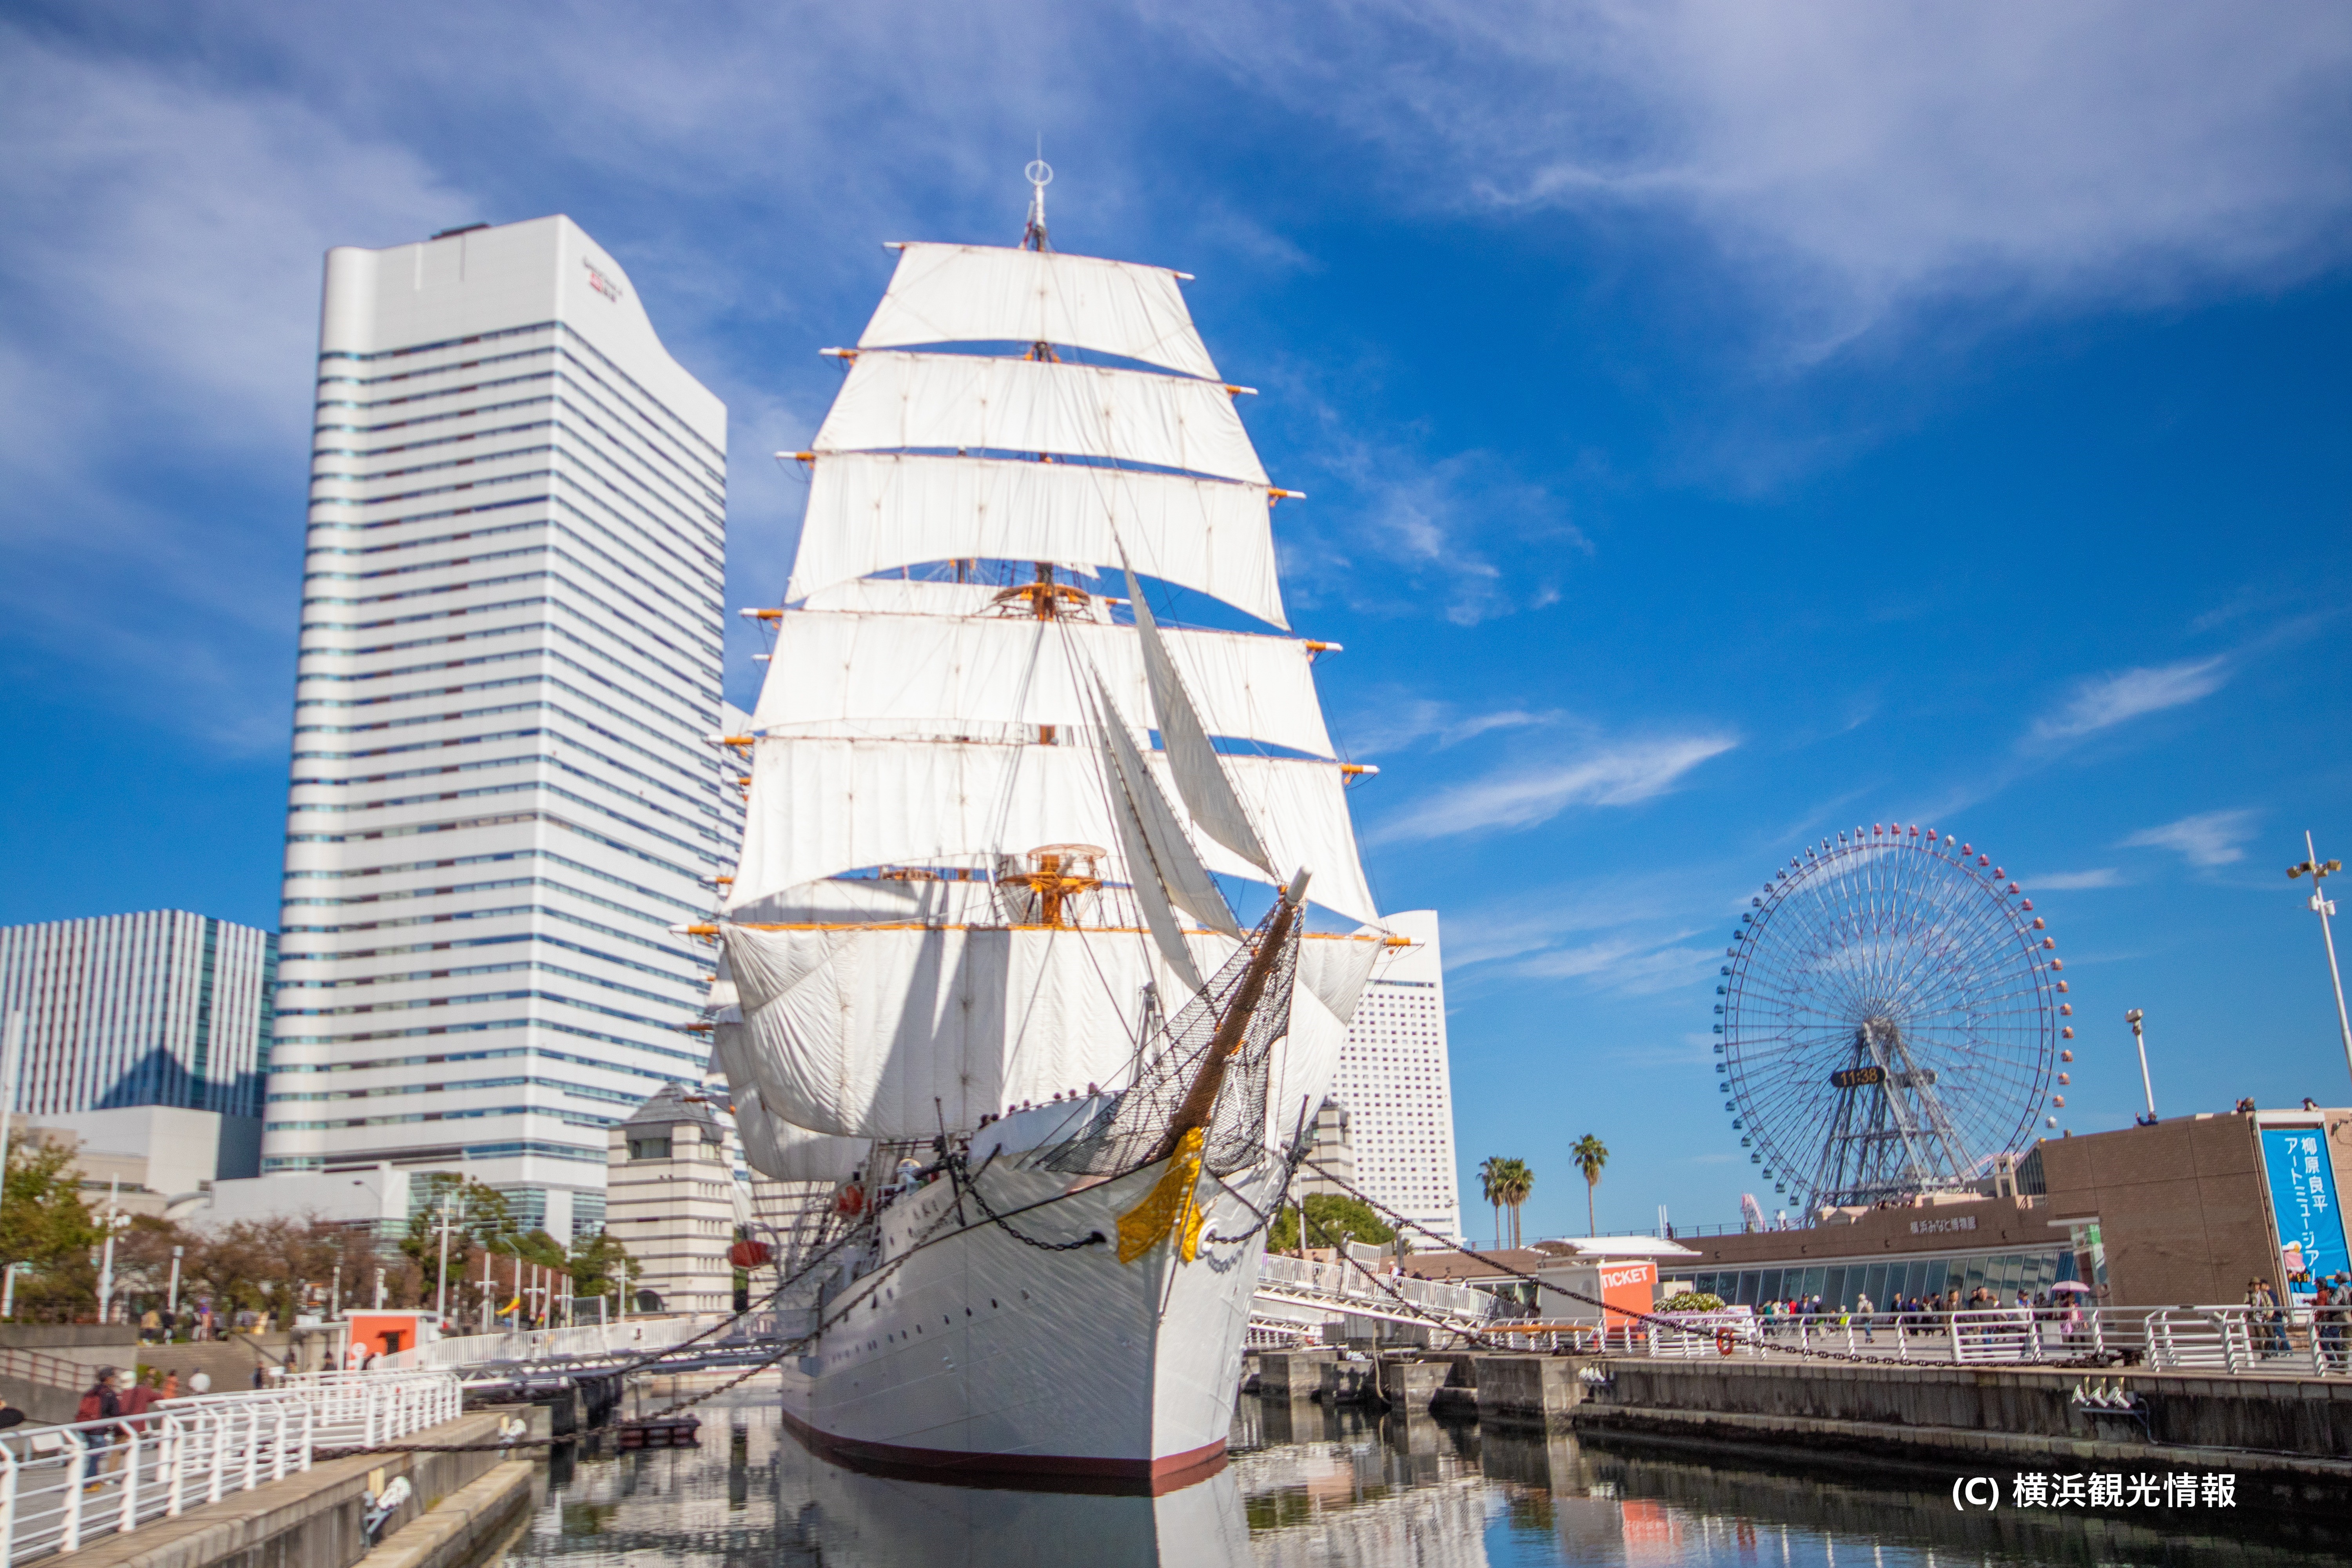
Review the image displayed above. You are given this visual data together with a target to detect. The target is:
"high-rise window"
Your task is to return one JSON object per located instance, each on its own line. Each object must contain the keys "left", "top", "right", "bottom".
{"left": 0, "top": 911, "right": 275, "bottom": 1124}
{"left": 263, "top": 216, "right": 735, "bottom": 1241}
{"left": 1329, "top": 909, "right": 1463, "bottom": 1240}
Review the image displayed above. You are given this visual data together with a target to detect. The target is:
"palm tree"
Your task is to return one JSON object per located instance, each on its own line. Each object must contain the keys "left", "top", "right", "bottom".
{"left": 1572, "top": 1134, "right": 1610, "bottom": 1236}
{"left": 1477, "top": 1157, "right": 1507, "bottom": 1250}
{"left": 1490, "top": 1158, "right": 1534, "bottom": 1249}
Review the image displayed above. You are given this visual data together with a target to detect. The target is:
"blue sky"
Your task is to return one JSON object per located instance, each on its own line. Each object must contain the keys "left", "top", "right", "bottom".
{"left": 4, "top": 2, "right": 2350, "bottom": 1240}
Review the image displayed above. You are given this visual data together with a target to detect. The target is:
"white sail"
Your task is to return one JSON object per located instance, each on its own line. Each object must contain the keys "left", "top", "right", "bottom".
{"left": 751, "top": 607, "right": 1334, "bottom": 760}
{"left": 724, "top": 923, "right": 1203, "bottom": 1139}
{"left": 786, "top": 453, "right": 1285, "bottom": 629}
{"left": 1125, "top": 564, "right": 1275, "bottom": 877}
{"left": 1103, "top": 768, "right": 1205, "bottom": 995}
{"left": 713, "top": 1017, "right": 868, "bottom": 1184}
{"left": 857, "top": 243, "right": 1221, "bottom": 381}
{"left": 1095, "top": 679, "right": 1240, "bottom": 939}
{"left": 723, "top": 737, "right": 1381, "bottom": 928}
{"left": 1266, "top": 931, "right": 1389, "bottom": 1146}
{"left": 815, "top": 352, "right": 1268, "bottom": 485}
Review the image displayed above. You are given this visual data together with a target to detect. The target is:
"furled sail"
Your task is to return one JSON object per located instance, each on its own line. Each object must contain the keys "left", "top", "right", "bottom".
{"left": 814, "top": 352, "right": 1267, "bottom": 485}
{"left": 1124, "top": 563, "right": 1276, "bottom": 877}
{"left": 751, "top": 607, "right": 1333, "bottom": 760}
{"left": 857, "top": 243, "right": 1221, "bottom": 381}
{"left": 724, "top": 738, "right": 1380, "bottom": 927}
{"left": 785, "top": 454, "right": 1285, "bottom": 629}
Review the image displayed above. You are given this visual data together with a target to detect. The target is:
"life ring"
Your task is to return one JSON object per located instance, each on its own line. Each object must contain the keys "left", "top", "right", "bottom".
{"left": 1716, "top": 1327, "right": 1738, "bottom": 1357}
{"left": 836, "top": 1185, "right": 866, "bottom": 1217}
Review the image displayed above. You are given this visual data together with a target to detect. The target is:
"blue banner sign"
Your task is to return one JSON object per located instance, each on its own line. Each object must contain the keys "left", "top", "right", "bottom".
{"left": 2260, "top": 1126, "right": 2348, "bottom": 1299}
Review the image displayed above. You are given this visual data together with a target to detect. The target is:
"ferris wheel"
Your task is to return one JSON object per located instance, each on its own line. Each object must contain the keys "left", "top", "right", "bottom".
{"left": 1714, "top": 823, "right": 2067, "bottom": 1213}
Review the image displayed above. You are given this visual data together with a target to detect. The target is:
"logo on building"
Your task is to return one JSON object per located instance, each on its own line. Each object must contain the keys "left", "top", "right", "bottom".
{"left": 582, "top": 258, "right": 623, "bottom": 303}
{"left": 1910, "top": 1215, "right": 1978, "bottom": 1235}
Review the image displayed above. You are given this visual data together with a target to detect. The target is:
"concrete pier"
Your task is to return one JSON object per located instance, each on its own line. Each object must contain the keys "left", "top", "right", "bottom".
{"left": 63, "top": 1406, "right": 546, "bottom": 1568}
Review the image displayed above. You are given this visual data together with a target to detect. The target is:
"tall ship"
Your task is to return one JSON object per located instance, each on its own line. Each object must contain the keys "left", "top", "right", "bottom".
{"left": 701, "top": 167, "right": 1390, "bottom": 1490}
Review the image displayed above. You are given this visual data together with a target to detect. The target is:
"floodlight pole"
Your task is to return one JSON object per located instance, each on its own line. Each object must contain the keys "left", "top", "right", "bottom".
{"left": 2288, "top": 831, "right": 2352, "bottom": 1091}
{"left": 2125, "top": 1010, "right": 2157, "bottom": 1124}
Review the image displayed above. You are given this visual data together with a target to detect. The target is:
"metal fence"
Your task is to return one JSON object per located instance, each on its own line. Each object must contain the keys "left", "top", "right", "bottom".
{"left": 1256, "top": 1255, "right": 1508, "bottom": 1323}
{"left": 0, "top": 1371, "right": 460, "bottom": 1567}
{"left": 1484, "top": 1304, "right": 2352, "bottom": 1376}
{"left": 374, "top": 1314, "right": 723, "bottom": 1374}
{"left": 0, "top": 1350, "right": 101, "bottom": 1397}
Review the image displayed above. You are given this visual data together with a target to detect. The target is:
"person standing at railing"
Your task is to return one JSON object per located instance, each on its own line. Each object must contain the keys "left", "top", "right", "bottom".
{"left": 2316, "top": 1276, "right": 2349, "bottom": 1372}
{"left": 2247, "top": 1278, "right": 2286, "bottom": 1359}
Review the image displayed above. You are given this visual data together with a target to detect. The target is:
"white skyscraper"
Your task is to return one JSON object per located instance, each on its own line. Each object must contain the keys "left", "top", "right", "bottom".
{"left": 264, "top": 215, "right": 733, "bottom": 1241}
{"left": 1329, "top": 909, "right": 1463, "bottom": 1241}
{"left": 0, "top": 910, "right": 276, "bottom": 1125}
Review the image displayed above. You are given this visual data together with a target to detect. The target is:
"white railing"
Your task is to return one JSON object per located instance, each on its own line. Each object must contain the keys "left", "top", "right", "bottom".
{"left": 1256, "top": 1256, "right": 1507, "bottom": 1323}
{"left": 1580, "top": 1304, "right": 2352, "bottom": 1376}
{"left": 374, "top": 1314, "right": 722, "bottom": 1374}
{"left": 0, "top": 1371, "right": 460, "bottom": 1567}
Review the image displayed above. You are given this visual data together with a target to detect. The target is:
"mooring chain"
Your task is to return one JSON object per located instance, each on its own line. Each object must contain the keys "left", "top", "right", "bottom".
{"left": 947, "top": 1158, "right": 1108, "bottom": 1252}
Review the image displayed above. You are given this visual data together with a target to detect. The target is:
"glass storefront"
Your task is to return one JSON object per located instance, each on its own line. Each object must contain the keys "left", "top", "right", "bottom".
{"left": 1679, "top": 1248, "right": 2077, "bottom": 1309}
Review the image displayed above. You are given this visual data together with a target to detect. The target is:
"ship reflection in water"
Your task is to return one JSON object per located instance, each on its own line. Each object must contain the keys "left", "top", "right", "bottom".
{"left": 498, "top": 1380, "right": 2347, "bottom": 1568}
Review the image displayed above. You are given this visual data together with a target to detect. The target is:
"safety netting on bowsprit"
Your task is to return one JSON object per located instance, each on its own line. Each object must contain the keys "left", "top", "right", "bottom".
{"left": 1043, "top": 900, "right": 1298, "bottom": 1180}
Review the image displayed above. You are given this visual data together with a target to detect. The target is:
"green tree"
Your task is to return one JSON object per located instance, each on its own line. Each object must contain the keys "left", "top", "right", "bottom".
{"left": 1490, "top": 1158, "right": 1534, "bottom": 1249}
{"left": 0, "top": 1139, "right": 100, "bottom": 1321}
{"left": 399, "top": 1175, "right": 516, "bottom": 1309}
{"left": 1304, "top": 1194, "right": 1395, "bottom": 1251}
{"left": 1478, "top": 1157, "right": 1507, "bottom": 1250}
{"left": 567, "top": 1230, "right": 638, "bottom": 1301}
{"left": 1571, "top": 1134, "right": 1610, "bottom": 1236}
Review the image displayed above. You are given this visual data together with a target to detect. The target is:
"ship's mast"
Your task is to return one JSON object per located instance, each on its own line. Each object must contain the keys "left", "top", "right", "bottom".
{"left": 1022, "top": 156, "right": 1053, "bottom": 252}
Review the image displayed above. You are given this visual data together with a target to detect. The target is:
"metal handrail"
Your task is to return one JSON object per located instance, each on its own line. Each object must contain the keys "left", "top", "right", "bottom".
{"left": 373, "top": 1313, "right": 721, "bottom": 1374}
{"left": 1564, "top": 1302, "right": 2352, "bottom": 1376}
{"left": 0, "top": 1371, "right": 460, "bottom": 1566}
{"left": 0, "top": 1349, "right": 108, "bottom": 1396}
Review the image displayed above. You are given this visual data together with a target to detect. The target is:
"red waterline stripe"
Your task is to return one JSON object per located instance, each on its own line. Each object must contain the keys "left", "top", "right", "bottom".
{"left": 778, "top": 1406, "right": 1228, "bottom": 1497}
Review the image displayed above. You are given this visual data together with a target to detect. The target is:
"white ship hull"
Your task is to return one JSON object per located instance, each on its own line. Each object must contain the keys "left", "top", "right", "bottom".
{"left": 780, "top": 1150, "right": 1285, "bottom": 1492}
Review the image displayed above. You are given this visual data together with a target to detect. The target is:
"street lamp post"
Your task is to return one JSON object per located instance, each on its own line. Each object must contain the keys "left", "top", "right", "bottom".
{"left": 2126, "top": 1009, "right": 2158, "bottom": 1125}
{"left": 94, "top": 1179, "right": 127, "bottom": 1325}
{"left": 167, "top": 1245, "right": 184, "bottom": 1319}
{"left": 435, "top": 1192, "right": 463, "bottom": 1324}
{"left": 2288, "top": 833, "right": 2352, "bottom": 1089}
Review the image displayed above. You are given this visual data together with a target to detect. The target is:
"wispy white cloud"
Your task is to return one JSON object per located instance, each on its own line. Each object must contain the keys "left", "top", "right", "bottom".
{"left": 1150, "top": 1, "right": 2352, "bottom": 350}
{"left": 2027, "top": 868, "right": 2126, "bottom": 891}
{"left": 1340, "top": 697, "right": 1559, "bottom": 757}
{"left": 1372, "top": 734, "right": 1735, "bottom": 843}
{"left": 2029, "top": 656, "right": 2231, "bottom": 742}
{"left": 2121, "top": 809, "right": 2260, "bottom": 867}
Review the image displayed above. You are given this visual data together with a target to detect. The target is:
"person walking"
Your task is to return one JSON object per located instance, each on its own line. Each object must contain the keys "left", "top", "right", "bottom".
{"left": 1854, "top": 1290, "right": 1876, "bottom": 1344}
{"left": 76, "top": 1368, "right": 122, "bottom": 1489}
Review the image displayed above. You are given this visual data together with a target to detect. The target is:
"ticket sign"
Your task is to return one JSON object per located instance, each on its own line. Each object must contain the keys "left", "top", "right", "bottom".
{"left": 1598, "top": 1258, "right": 1656, "bottom": 1328}
{"left": 2260, "top": 1127, "right": 2348, "bottom": 1300}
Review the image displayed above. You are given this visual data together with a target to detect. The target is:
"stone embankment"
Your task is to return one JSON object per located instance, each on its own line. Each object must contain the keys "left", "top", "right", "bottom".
{"left": 1253, "top": 1348, "right": 2352, "bottom": 1515}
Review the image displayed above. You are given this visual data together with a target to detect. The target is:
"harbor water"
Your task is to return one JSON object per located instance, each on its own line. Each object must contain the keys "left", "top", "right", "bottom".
{"left": 493, "top": 1377, "right": 2348, "bottom": 1567}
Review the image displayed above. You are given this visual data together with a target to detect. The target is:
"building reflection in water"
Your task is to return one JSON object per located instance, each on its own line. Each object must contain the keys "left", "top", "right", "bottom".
{"left": 494, "top": 1381, "right": 2349, "bottom": 1568}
